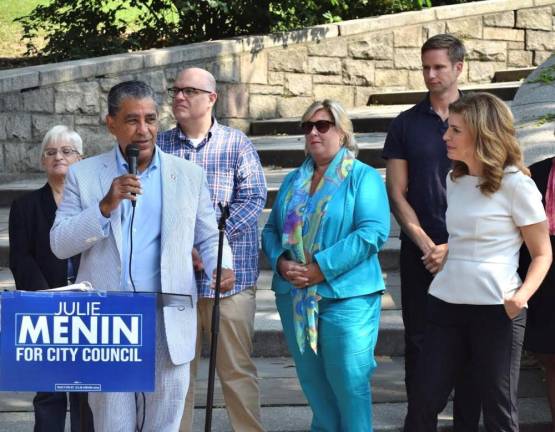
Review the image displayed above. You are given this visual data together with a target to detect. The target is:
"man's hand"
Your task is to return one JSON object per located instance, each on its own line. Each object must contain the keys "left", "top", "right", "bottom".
{"left": 211, "top": 268, "right": 235, "bottom": 292}
{"left": 192, "top": 248, "right": 204, "bottom": 272}
{"left": 422, "top": 243, "right": 448, "bottom": 274}
{"left": 99, "top": 174, "right": 142, "bottom": 217}
{"left": 504, "top": 291, "right": 526, "bottom": 319}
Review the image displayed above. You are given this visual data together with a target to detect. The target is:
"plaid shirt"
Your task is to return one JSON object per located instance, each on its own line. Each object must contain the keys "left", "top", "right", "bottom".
{"left": 157, "top": 119, "right": 267, "bottom": 298}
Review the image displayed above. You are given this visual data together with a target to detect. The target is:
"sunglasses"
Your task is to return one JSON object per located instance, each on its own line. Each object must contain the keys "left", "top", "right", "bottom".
{"left": 301, "top": 120, "right": 335, "bottom": 135}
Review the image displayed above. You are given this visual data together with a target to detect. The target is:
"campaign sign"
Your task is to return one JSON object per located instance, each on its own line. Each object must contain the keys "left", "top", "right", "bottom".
{"left": 0, "top": 291, "right": 156, "bottom": 392}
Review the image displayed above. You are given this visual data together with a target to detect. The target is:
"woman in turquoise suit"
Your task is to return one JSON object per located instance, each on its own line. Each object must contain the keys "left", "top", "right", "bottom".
{"left": 262, "top": 99, "right": 390, "bottom": 431}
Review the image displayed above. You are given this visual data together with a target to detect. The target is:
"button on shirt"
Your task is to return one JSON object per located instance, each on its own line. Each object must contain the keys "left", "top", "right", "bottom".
{"left": 111, "top": 147, "right": 162, "bottom": 292}
{"left": 158, "top": 119, "right": 267, "bottom": 298}
{"left": 382, "top": 95, "right": 453, "bottom": 244}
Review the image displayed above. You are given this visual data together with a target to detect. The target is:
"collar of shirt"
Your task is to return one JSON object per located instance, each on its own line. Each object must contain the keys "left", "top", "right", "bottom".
{"left": 176, "top": 117, "right": 219, "bottom": 150}
{"left": 114, "top": 144, "right": 160, "bottom": 177}
{"left": 419, "top": 90, "right": 464, "bottom": 117}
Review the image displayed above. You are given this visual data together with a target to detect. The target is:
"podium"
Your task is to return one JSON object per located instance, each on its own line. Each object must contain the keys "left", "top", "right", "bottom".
{"left": 0, "top": 290, "right": 156, "bottom": 392}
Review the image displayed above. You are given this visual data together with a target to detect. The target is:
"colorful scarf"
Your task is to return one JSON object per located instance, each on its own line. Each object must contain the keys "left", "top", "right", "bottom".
{"left": 281, "top": 147, "right": 354, "bottom": 354}
{"left": 545, "top": 158, "right": 555, "bottom": 235}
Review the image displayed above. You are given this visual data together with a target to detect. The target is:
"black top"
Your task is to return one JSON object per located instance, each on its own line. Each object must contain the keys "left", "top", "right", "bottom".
{"left": 519, "top": 157, "right": 555, "bottom": 278}
{"left": 9, "top": 183, "right": 79, "bottom": 291}
{"left": 518, "top": 157, "right": 555, "bottom": 353}
{"left": 382, "top": 95, "right": 452, "bottom": 244}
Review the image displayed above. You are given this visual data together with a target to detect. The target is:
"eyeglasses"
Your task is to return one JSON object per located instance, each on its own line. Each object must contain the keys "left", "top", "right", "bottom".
{"left": 168, "top": 86, "right": 213, "bottom": 98}
{"left": 43, "top": 147, "right": 80, "bottom": 158}
{"left": 300, "top": 120, "right": 335, "bottom": 135}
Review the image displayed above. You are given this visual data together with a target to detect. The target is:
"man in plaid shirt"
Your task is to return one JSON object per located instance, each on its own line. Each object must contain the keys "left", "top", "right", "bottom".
{"left": 158, "top": 67, "right": 267, "bottom": 432}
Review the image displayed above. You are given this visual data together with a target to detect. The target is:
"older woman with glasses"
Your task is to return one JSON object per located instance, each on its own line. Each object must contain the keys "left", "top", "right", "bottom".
{"left": 9, "top": 125, "right": 94, "bottom": 432}
{"left": 262, "top": 100, "right": 390, "bottom": 431}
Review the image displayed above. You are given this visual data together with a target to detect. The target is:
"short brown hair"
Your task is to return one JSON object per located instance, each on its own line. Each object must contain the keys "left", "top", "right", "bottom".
{"left": 421, "top": 33, "right": 465, "bottom": 64}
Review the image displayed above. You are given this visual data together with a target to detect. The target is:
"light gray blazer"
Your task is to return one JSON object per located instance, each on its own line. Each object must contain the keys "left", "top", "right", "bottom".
{"left": 50, "top": 146, "right": 232, "bottom": 365}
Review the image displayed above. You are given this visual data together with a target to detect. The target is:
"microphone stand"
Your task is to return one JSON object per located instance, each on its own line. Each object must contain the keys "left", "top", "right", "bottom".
{"left": 205, "top": 202, "right": 230, "bottom": 432}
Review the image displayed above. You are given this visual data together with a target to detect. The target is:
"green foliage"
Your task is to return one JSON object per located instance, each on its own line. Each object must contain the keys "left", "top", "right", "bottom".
{"left": 17, "top": 0, "right": 466, "bottom": 62}
{"left": 527, "top": 64, "right": 555, "bottom": 85}
{"left": 16, "top": 0, "right": 133, "bottom": 60}
{"left": 535, "top": 113, "right": 555, "bottom": 127}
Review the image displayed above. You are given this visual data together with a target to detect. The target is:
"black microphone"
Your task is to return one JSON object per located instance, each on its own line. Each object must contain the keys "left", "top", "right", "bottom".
{"left": 125, "top": 144, "right": 140, "bottom": 207}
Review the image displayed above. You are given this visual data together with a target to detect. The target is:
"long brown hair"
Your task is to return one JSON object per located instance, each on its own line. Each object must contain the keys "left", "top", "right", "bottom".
{"left": 449, "top": 92, "right": 529, "bottom": 195}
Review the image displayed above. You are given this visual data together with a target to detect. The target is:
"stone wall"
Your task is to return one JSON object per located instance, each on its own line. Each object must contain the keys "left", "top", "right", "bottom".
{"left": 0, "top": 0, "right": 554, "bottom": 174}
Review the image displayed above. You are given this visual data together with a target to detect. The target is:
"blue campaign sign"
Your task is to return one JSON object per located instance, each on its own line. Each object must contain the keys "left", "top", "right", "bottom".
{"left": 0, "top": 291, "right": 156, "bottom": 392}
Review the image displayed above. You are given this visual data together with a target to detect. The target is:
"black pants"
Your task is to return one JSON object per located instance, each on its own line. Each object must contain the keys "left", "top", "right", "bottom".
{"left": 34, "top": 392, "right": 94, "bottom": 432}
{"left": 400, "top": 239, "right": 480, "bottom": 431}
{"left": 408, "top": 295, "right": 526, "bottom": 432}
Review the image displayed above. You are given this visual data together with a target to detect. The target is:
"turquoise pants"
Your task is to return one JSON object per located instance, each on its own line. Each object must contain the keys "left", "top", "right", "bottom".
{"left": 276, "top": 292, "right": 382, "bottom": 432}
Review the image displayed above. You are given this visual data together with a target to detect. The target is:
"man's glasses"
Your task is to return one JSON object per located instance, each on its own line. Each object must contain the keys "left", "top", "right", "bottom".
{"left": 43, "top": 147, "right": 80, "bottom": 158}
{"left": 300, "top": 120, "right": 335, "bottom": 135}
{"left": 168, "top": 86, "right": 213, "bottom": 98}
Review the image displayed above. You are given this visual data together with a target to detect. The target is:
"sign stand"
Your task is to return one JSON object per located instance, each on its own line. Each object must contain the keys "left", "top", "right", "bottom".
{"left": 205, "top": 202, "right": 230, "bottom": 432}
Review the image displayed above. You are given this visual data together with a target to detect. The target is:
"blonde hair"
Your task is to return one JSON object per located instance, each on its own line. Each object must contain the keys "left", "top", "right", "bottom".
{"left": 301, "top": 99, "right": 358, "bottom": 157}
{"left": 449, "top": 92, "right": 529, "bottom": 195}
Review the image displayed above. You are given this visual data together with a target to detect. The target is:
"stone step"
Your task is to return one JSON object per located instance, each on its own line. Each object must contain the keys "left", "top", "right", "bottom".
{"left": 251, "top": 269, "right": 403, "bottom": 357}
{"left": 264, "top": 166, "right": 386, "bottom": 208}
{"left": 0, "top": 265, "right": 404, "bottom": 357}
{"left": 251, "top": 304, "right": 404, "bottom": 358}
{"left": 258, "top": 236, "right": 401, "bottom": 273}
{"left": 492, "top": 67, "right": 535, "bottom": 83}
{"left": 0, "top": 176, "right": 44, "bottom": 207}
{"left": 252, "top": 132, "right": 386, "bottom": 168}
{"left": 0, "top": 165, "right": 390, "bottom": 210}
{"left": 258, "top": 208, "right": 401, "bottom": 238}
{"left": 189, "top": 398, "right": 550, "bottom": 432}
{"left": 367, "top": 81, "right": 520, "bottom": 105}
{"left": 0, "top": 398, "right": 548, "bottom": 432}
{"left": 0, "top": 357, "right": 548, "bottom": 431}
{"left": 250, "top": 80, "right": 518, "bottom": 136}
{"left": 250, "top": 105, "right": 411, "bottom": 136}
{"left": 0, "top": 168, "right": 400, "bottom": 269}
{"left": 0, "top": 225, "right": 401, "bottom": 272}
{"left": 189, "top": 356, "right": 547, "bottom": 407}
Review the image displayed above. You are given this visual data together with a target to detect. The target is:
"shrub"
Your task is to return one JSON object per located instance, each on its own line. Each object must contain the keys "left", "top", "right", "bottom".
{"left": 16, "top": 0, "right": 456, "bottom": 62}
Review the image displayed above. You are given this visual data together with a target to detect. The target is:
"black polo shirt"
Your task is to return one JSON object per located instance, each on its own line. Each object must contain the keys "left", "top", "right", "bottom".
{"left": 382, "top": 95, "right": 452, "bottom": 244}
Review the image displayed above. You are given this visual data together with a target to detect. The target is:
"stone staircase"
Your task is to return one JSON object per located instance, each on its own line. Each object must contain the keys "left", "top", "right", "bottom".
{"left": 0, "top": 67, "right": 551, "bottom": 431}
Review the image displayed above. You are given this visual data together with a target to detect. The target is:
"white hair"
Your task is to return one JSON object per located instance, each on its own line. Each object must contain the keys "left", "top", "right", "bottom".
{"left": 40, "top": 125, "right": 83, "bottom": 158}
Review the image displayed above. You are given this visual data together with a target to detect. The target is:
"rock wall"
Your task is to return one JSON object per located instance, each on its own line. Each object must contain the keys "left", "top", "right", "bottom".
{"left": 0, "top": 0, "right": 554, "bottom": 174}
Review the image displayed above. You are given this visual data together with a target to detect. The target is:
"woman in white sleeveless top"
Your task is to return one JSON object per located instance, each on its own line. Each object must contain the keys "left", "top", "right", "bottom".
{"left": 408, "top": 92, "right": 552, "bottom": 432}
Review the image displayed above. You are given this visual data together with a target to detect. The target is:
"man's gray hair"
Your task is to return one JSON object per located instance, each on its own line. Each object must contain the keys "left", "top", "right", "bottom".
{"left": 107, "top": 80, "right": 157, "bottom": 116}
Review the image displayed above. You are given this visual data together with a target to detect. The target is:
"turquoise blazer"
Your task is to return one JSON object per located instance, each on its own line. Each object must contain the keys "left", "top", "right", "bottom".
{"left": 262, "top": 159, "right": 390, "bottom": 299}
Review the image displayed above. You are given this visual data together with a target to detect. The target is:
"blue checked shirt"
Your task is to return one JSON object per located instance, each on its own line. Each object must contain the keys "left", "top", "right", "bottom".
{"left": 158, "top": 119, "right": 267, "bottom": 298}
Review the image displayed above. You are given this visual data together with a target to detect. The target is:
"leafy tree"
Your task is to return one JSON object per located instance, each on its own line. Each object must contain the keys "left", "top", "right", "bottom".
{"left": 16, "top": 0, "right": 457, "bottom": 62}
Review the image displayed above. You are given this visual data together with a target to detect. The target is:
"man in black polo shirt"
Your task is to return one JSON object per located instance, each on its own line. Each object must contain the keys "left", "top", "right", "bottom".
{"left": 383, "top": 34, "right": 480, "bottom": 430}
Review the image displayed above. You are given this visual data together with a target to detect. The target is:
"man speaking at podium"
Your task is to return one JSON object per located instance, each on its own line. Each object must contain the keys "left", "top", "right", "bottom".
{"left": 50, "top": 80, "right": 234, "bottom": 431}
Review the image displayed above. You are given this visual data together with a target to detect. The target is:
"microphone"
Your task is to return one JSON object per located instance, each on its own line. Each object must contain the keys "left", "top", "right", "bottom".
{"left": 125, "top": 144, "right": 140, "bottom": 207}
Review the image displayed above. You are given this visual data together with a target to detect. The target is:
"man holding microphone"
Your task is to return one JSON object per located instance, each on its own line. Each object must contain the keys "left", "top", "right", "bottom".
{"left": 51, "top": 80, "right": 234, "bottom": 431}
